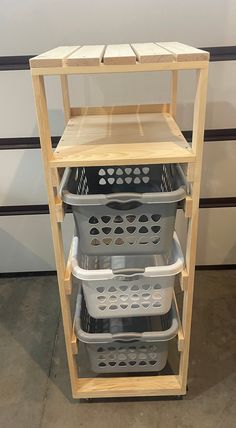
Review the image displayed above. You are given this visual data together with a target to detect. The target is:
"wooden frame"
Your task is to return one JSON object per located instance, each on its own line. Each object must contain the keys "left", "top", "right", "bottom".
{"left": 31, "top": 44, "right": 209, "bottom": 399}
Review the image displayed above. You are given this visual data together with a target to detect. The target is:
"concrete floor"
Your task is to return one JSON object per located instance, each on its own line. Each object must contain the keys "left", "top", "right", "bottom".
{"left": 0, "top": 270, "right": 236, "bottom": 428}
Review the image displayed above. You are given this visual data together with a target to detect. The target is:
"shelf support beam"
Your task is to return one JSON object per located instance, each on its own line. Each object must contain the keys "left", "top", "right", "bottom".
{"left": 179, "top": 65, "right": 209, "bottom": 391}
{"left": 64, "top": 241, "right": 73, "bottom": 295}
{"left": 32, "top": 74, "right": 78, "bottom": 397}
{"left": 184, "top": 196, "right": 193, "bottom": 218}
{"left": 170, "top": 70, "right": 178, "bottom": 119}
{"left": 60, "top": 74, "right": 71, "bottom": 124}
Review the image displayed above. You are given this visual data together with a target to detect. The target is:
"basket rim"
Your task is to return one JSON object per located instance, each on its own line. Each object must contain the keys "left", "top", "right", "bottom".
{"left": 75, "top": 287, "right": 179, "bottom": 344}
{"left": 71, "top": 232, "right": 184, "bottom": 281}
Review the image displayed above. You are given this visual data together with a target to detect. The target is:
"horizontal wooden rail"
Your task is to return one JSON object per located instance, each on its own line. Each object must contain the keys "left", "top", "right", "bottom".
{"left": 74, "top": 375, "right": 182, "bottom": 399}
{"left": 180, "top": 270, "right": 188, "bottom": 291}
{"left": 70, "top": 103, "right": 170, "bottom": 116}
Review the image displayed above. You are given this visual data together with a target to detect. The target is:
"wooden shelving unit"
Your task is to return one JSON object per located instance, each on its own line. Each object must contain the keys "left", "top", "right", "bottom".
{"left": 30, "top": 42, "right": 209, "bottom": 399}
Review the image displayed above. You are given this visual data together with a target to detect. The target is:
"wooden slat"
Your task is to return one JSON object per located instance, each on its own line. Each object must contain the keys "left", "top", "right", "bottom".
{"left": 157, "top": 42, "right": 209, "bottom": 62}
{"left": 70, "top": 103, "right": 170, "bottom": 116}
{"left": 30, "top": 46, "right": 79, "bottom": 68}
{"left": 75, "top": 375, "right": 182, "bottom": 399}
{"left": 65, "top": 45, "right": 105, "bottom": 66}
{"left": 103, "top": 44, "right": 136, "bottom": 65}
{"left": 131, "top": 42, "right": 174, "bottom": 63}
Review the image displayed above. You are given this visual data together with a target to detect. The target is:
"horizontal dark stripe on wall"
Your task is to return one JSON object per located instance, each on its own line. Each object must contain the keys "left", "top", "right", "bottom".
{"left": 201, "top": 46, "right": 236, "bottom": 62}
{"left": 1, "top": 128, "right": 236, "bottom": 150}
{"left": 0, "top": 270, "right": 57, "bottom": 278}
{"left": 0, "top": 264, "right": 235, "bottom": 278}
{"left": 0, "top": 136, "right": 60, "bottom": 150}
{"left": 183, "top": 128, "right": 236, "bottom": 142}
{"left": 196, "top": 264, "right": 236, "bottom": 270}
{"left": 1, "top": 198, "right": 236, "bottom": 216}
{"left": 0, "top": 46, "right": 236, "bottom": 71}
{"left": 199, "top": 197, "right": 236, "bottom": 209}
{"left": 0, "top": 204, "right": 72, "bottom": 216}
{"left": 0, "top": 55, "right": 32, "bottom": 71}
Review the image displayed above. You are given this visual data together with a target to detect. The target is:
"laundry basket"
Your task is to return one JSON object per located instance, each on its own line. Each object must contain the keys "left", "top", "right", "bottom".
{"left": 75, "top": 288, "right": 178, "bottom": 373}
{"left": 59, "top": 164, "right": 187, "bottom": 256}
{"left": 72, "top": 232, "right": 184, "bottom": 318}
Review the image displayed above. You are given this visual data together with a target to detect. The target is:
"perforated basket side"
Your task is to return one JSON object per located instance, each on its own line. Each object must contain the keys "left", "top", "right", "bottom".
{"left": 76, "top": 288, "right": 178, "bottom": 343}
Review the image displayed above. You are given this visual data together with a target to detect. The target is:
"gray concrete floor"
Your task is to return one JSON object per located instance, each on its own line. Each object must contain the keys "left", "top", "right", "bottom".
{"left": 0, "top": 270, "right": 236, "bottom": 428}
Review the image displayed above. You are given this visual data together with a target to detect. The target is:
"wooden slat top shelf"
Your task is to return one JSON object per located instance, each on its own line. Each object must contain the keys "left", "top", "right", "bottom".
{"left": 30, "top": 42, "right": 209, "bottom": 75}
{"left": 51, "top": 105, "right": 195, "bottom": 167}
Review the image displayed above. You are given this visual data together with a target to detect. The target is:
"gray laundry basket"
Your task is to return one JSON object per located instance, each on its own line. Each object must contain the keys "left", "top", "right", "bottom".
{"left": 72, "top": 232, "right": 184, "bottom": 318}
{"left": 75, "top": 287, "right": 178, "bottom": 373}
{"left": 59, "top": 164, "right": 187, "bottom": 256}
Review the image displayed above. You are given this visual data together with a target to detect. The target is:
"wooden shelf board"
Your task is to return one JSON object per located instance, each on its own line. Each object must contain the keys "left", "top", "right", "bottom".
{"left": 51, "top": 110, "right": 195, "bottom": 167}
{"left": 30, "top": 42, "right": 209, "bottom": 76}
{"left": 74, "top": 375, "right": 182, "bottom": 399}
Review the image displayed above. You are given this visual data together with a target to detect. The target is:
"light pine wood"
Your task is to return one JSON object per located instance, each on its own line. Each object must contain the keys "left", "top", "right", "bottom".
{"left": 184, "top": 195, "right": 193, "bottom": 218}
{"left": 31, "top": 42, "right": 209, "bottom": 400}
{"left": 131, "top": 42, "right": 174, "bottom": 63}
{"left": 30, "top": 46, "right": 79, "bottom": 68}
{"left": 103, "top": 44, "right": 136, "bottom": 65}
{"left": 180, "top": 269, "right": 189, "bottom": 292}
{"left": 181, "top": 163, "right": 195, "bottom": 182}
{"left": 75, "top": 375, "right": 182, "bottom": 399}
{"left": 173, "top": 292, "right": 185, "bottom": 352}
{"left": 170, "top": 70, "right": 178, "bottom": 119}
{"left": 51, "top": 110, "right": 194, "bottom": 167}
{"left": 51, "top": 167, "right": 61, "bottom": 187}
{"left": 186, "top": 163, "right": 195, "bottom": 182}
{"left": 30, "top": 43, "right": 209, "bottom": 72}
{"left": 179, "top": 66, "right": 209, "bottom": 391}
{"left": 31, "top": 60, "right": 208, "bottom": 76}
{"left": 70, "top": 103, "right": 170, "bottom": 116}
{"left": 64, "top": 241, "right": 73, "bottom": 295}
{"left": 71, "top": 324, "right": 78, "bottom": 355}
{"left": 32, "top": 74, "right": 78, "bottom": 397}
{"left": 60, "top": 75, "right": 71, "bottom": 124}
{"left": 65, "top": 45, "right": 105, "bottom": 66}
{"left": 157, "top": 42, "right": 209, "bottom": 62}
{"left": 55, "top": 196, "right": 65, "bottom": 222}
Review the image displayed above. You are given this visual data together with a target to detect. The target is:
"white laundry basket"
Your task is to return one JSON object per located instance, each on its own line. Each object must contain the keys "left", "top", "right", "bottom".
{"left": 75, "top": 288, "right": 179, "bottom": 373}
{"left": 60, "top": 164, "right": 187, "bottom": 256}
{"left": 72, "top": 232, "right": 184, "bottom": 318}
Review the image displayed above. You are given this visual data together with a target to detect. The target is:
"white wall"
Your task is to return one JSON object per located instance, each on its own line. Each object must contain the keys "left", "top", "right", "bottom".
{"left": 0, "top": 0, "right": 235, "bottom": 55}
{"left": 0, "top": 0, "right": 235, "bottom": 271}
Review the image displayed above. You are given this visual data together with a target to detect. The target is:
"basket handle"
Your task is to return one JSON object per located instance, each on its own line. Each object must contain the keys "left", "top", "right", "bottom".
{"left": 111, "top": 332, "right": 143, "bottom": 341}
{"left": 106, "top": 200, "right": 142, "bottom": 210}
{"left": 112, "top": 268, "right": 145, "bottom": 276}
{"left": 106, "top": 192, "right": 142, "bottom": 200}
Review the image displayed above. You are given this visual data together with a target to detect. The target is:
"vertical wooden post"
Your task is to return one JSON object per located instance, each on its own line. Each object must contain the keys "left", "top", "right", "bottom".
{"left": 179, "top": 64, "right": 209, "bottom": 392}
{"left": 170, "top": 70, "right": 178, "bottom": 119}
{"left": 60, "top": 74, "right": 71, "bottom": 124}
{"left": 32, "top": 74, "right": 78, "bottom": 396}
